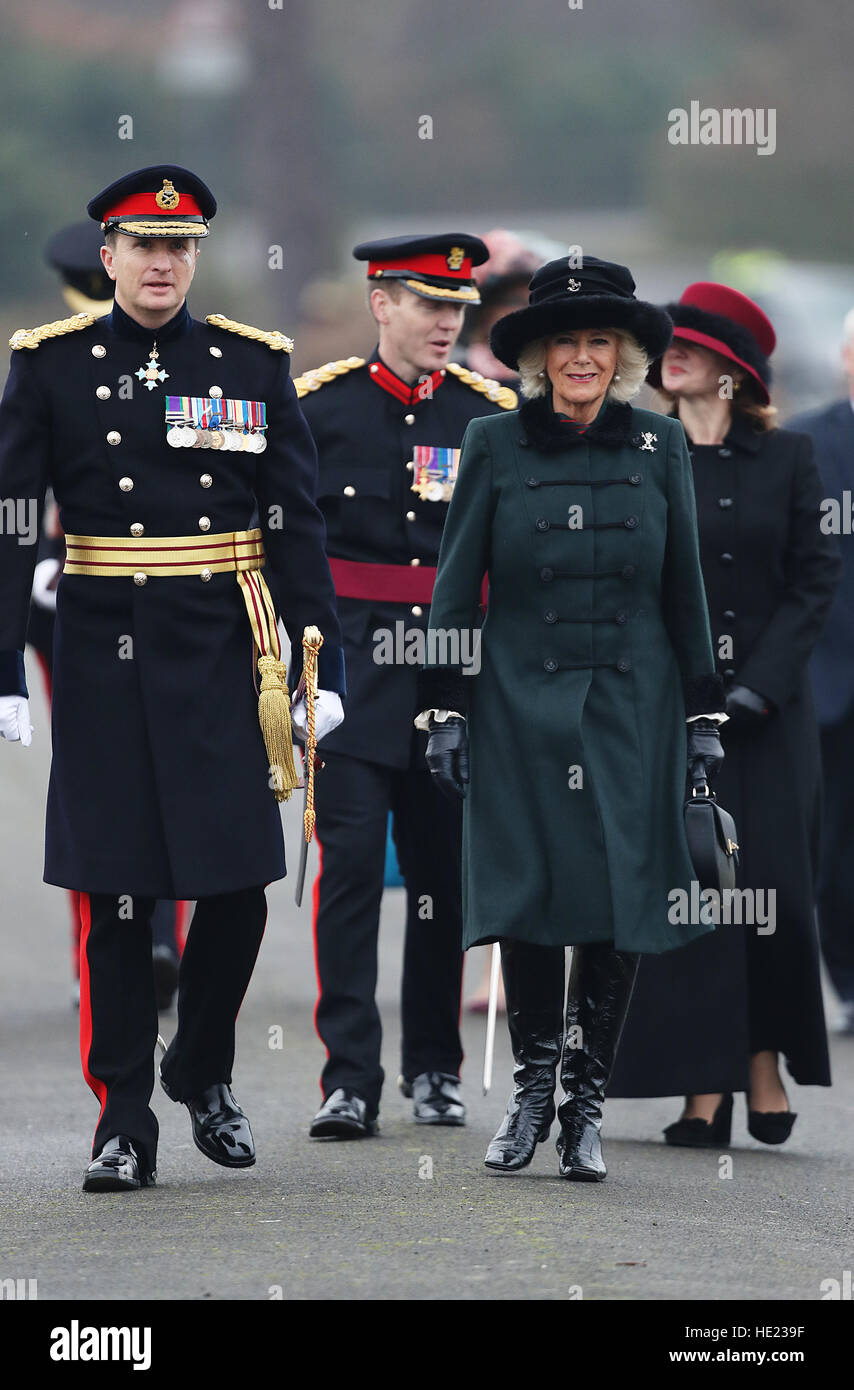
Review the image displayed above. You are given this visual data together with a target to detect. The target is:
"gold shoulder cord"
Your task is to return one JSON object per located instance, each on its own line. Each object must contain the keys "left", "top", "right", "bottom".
{"left": 205, "top": 313, "right": 294, "bottom": 354}
{"left": 445, "top": 361, "right": 518, "bottom": 410}
{"left": 292, "top": 357, "right": 366, "bottom": 399}
{"left": 301, "top": 626, "right": 324, "bottom": 844}
{"left": 10, "top": 312, "right": 96, "bottom": 351}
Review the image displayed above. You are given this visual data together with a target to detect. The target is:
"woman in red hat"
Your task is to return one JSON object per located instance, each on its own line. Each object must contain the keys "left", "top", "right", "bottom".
{"left": 609, "top": 283, "right": 841, "bottom": 1147}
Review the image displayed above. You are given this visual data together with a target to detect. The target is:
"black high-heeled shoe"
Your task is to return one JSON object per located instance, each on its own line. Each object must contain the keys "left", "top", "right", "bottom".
{"left": 746, "top": 1093, "right": 797, "bottom": 1145}
{"left": 663, "top": 1093, "right": 733, "bottom": 1148}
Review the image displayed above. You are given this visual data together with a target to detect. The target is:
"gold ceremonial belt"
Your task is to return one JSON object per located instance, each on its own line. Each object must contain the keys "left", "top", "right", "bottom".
{"left": 63, "top": 527, "right": 265, "bottom": 578}
{"left": 63, "top": 525, "right": 303, "bottom": 805}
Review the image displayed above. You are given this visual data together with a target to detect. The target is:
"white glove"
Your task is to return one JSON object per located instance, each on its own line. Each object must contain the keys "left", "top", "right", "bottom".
{"left": 31, "top": 557, "right": 62, "bottom": 612}
{"left": 290, "top": 689, "right": 344, "bottom": 743}
{"left": 0, "top": 695, "right": 33, "bottom": 746}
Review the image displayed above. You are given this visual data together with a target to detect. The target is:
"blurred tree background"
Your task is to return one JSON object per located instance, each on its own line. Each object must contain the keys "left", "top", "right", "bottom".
{"left": 1, "top": 0, "right": 852, "bottom": 400}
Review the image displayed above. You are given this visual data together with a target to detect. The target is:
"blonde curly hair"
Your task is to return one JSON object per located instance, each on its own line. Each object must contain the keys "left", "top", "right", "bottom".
{"left": 518, "top": 330, "right": 649, "bottom": 404}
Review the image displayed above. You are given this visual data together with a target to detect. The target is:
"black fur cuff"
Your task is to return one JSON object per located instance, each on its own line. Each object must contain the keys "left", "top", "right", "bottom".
{"left": 417, "top": 666, "right": 472, "bottom": 715}
{"left": 685, "top": 672, "right": 725, "bottom": 717}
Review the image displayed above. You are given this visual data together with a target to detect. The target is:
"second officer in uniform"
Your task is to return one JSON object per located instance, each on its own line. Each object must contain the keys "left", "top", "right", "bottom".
{"left": 298, "top": 234, "right": 517, "bottom": 1137}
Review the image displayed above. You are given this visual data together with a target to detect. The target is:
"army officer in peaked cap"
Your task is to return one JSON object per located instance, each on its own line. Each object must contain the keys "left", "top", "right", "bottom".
{"left": 296, "top": 233, "right": 517, "bottom": 1138}
{"left": 0, "top": 165, "right": 345, "bottom": 1191}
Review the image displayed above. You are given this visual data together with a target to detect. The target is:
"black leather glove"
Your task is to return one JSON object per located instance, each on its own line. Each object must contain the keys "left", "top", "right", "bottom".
{"left": 687, "top": 717, "right": 725, "bottom": 786}
{"left": 725, "top": 683, "right": 773, "bottom": 728}
{"left": 425, "top": 716, "right": 469, "bottom": 801}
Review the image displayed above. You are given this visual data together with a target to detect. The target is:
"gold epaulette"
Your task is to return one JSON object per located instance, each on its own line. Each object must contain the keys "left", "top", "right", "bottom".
{"left": 10, "top": 311, "right": 96, "bottom": 351}
{"left": 206, "top": 313, "right": 294, "bottom": 354}
{"left": 446, "top": 361, "right": 518, "bottom": 410}
{"left": 293, "top": 357, "right": 366, "bottom": 398}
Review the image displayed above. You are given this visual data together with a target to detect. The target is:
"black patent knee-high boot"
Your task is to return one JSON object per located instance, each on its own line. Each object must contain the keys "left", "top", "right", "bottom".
{"left": 484, "top": 939, "right": 565, "bottom": 1172}
{"left": 556, "top": 943, "right": 639, "bottom": 1182}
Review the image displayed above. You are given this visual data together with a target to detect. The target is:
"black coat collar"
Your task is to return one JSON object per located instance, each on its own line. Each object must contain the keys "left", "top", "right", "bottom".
{"left": 674, "top": 407, "right": 765, "bottom": 455}
{"left": 107, "top": 298, "right": 192, "bottom": 343}
{"left": 519, "top": 393, "right": 635, "bottom": 452}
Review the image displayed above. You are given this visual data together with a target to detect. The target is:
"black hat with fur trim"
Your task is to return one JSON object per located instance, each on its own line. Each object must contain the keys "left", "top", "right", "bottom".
{"left": 647, "top": 282, "right": 775, "bottom": 404}
{"left": 489, "top": 254, "right": 673, "bottom": 370}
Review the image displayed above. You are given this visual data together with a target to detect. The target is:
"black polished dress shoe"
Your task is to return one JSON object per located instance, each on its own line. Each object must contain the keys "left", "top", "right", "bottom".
{"left": 182, "top": 1083, "right": 256, "bottom": 1168}
{"left": 309, "top": 1088, "right": 378, "bottom": 1139}
{"left": 410, "top": 1072, "right": 466, "bottom": 1126}
{"left": 152, "top": 945, "right": 179, "bottom": 1012}
{"left": 664, "top": 1094, "right": 733, "bottom": 1148}
{"left": 82, "top": 1136, "right": 155, "bottom": 1192}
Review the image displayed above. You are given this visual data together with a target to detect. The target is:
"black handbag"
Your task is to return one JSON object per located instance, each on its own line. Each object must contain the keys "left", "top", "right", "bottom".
{"left": 683, "top": 776, "right": 740, "bottom": 892}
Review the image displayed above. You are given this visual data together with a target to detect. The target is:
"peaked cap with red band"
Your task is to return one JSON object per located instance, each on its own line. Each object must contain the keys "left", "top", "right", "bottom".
{"left": 87, "top": 165, "right": 216, "bottom": 239}
{"left": 649, "top": 281, "right": 776, "bottom": 404}
{"left": 353, "top": 233, "right": 489, "bottom": 304}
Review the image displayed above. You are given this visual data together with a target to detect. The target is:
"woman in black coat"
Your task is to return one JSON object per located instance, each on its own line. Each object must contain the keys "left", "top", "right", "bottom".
{"left": 608, "top": 283, "right": 841, "bottom": 1145}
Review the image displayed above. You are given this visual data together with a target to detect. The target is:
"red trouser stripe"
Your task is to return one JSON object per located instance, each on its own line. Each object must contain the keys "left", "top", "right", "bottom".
{"left": 77, "top": 893, "right": 108, "bottom": 1152}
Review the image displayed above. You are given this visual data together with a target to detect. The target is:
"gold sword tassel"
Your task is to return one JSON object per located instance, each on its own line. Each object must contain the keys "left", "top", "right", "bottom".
{"left": 301, "top": 626, "right": 324, "bottom": 841}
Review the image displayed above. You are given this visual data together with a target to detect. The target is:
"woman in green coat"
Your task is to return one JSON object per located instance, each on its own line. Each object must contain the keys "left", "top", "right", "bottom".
{"left": 416, "top": 256, "right": 726, "bottom": 1182}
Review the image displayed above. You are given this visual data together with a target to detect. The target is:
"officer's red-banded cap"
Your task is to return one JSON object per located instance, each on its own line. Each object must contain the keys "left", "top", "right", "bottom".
{"left": 87, "top": 165, "right": 216, "bottom": 239}
{"left": 353, "top": 233, "right": 488, "bottom": 303}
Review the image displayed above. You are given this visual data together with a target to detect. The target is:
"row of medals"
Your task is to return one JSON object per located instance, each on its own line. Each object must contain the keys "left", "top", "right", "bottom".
{"left": 166, "top": 424, "right": 267, "bottom": 453}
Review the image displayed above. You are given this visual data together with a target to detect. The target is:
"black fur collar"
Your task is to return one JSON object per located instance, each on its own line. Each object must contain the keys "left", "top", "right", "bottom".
{"left": 519, "top": 394, "right": 635, "bottom": 452}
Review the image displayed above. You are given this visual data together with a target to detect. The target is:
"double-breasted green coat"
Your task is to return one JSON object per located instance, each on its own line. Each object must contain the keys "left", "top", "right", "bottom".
{"left": 421, "top": 394, "right": 723, "bottom": 955}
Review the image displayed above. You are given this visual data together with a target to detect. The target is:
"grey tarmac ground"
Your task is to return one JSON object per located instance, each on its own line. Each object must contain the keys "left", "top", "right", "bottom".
{"left": 1, "top": 679, "right": 853, "bottom": 1303}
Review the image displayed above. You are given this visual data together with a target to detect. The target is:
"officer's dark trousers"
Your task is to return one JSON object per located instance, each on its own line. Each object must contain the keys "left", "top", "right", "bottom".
{"left": 79, "top": 887, "right": 267, "bottom": 1176}
{"left": 818, "top": 715, "right": 854, "bottom": 1003}
{"left": 313, "top": 751, "right": 464, "bottom": 1117}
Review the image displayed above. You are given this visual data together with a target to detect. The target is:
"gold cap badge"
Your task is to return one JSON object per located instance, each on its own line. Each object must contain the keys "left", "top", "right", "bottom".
{"left": 446, "top": 246, "right": 465, "bottom": 271}
{"left": 155, "top": 179, "right": 180, "bottom": 211}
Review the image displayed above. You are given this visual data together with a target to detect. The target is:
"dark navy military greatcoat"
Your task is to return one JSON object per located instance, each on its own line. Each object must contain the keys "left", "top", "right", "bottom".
{"left": 297, "top": 351, "right": 514, "bottom": 768}
{"left": 0, "top": 300, "right": 344, "bottom": 898}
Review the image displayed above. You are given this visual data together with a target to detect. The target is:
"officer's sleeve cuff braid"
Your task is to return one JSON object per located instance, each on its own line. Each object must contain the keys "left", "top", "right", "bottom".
{"left": 0, "top": 652, "right": 28, "bottom": 698}
{"left": 417, "top": 666, "right": 471, "bottom": 715}
{"left": 684, "top": 673, "right": 725, "bottom": 717}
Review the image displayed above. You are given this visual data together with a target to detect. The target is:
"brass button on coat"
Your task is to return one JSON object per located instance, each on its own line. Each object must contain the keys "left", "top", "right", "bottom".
{"left": 544, "top": 658, "right": 558, "bottom": 673}
{"left": 200, "top": 474, "right": 213, "bottom": 488}
{"left": 411, "top": 605, "right": 423, "bottom": 616}
{"left": 209, "top": 386, "right": 223, "bottom": 398}
{"left": 200, "top": 568, "right": 213, "bottom": 582}
{"left": 107, "top": 430, "right": 121, "bottom": 445}
{"left": 96, "top": 386, "right": 111, "bottom": 401}
{"left": 130, "top": 522, "right": 144, "bottom": 537}
{"left": 91, "top": 345, "right": 106, "bottom": 358}
{"left": 406, "top": 510, "right": 416, "bottom": 521}
{"left": 133, "top": 571, "right": 147, "bottom": 586}
{"left": 343, "top": 485, "right": 356, "bottom": 497}
{"left": 404, "top": 413, "right": 415, "bottom": 425}
{"left": 119, "top": 477, "right": 134, "bottom": 492}
{"left": 209, "top": 346, "right": 222, "bottom": 358}
{"left": 198, "top": 516, "right": 211, "bottom": 532}
{"left": 410, "top": 558, "right": 420, "bottom": 566}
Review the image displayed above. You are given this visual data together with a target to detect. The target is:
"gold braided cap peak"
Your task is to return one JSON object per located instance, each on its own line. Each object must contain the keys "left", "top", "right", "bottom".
{"left": 10, "top": 311, "right": 96, "bottom": 351}
{"left": 293, "top": 356, "right": 366, "bottom": 399}
{"left": 206, "top": 313, "right": 294, "bottom": 354}
{"left": 445, "top": 361, "right": 518, "bottom": 411}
